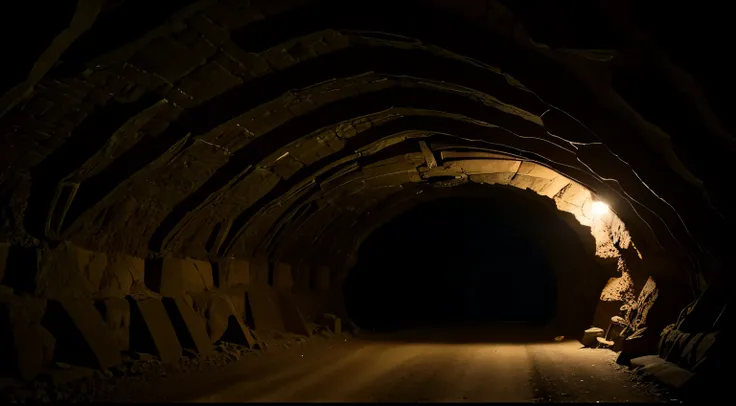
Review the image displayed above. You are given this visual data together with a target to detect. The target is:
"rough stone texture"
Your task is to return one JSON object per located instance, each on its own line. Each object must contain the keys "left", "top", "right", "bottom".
{"left": 313, "top": 266, "right": 330, "bottom": 292}
{"left": 636, "top": 359, "right": 694, "bottom": 389}
{"left": 249, "top": 258, "right": 270, "bottom": 286}
{"left": 126, "top": 297, "right": 182, "bottom": 364}
{"left": 145, "top": 257, "right": 214, "bottom": 297}
{"left": 273, "top": 263, "right": 293, "bottom": 292}
{"left": 100, "top": 254, "right": 144, "bottom": 298}
{"left": 582, "top": 327, "right": 605, "bottom": 348}
{"left": 190, "top": 291, "right": 256, "bottom": 348}
{"left": 162, "top": 296, "right": 213, "bottom": 357}
{"left": 0, "top": 1, "right": 733, "bottom": 396}
{"left": 278, "top": 292, "right": 311, "bottom": 336}
{"left": 41, "top": 298, "right": 121, "bottom": 370}
{"left": 692, "top": 331, "right": 719, "bottom": 372}
{"left": 216, "top": 258, "right": 250, "bottom": 288}
{"left": 94, "top": 298, "right": 130, "bottom": 352}
{"left": 32, "top": 243, "right": 145, "bottom": 300}
{"left": 33, "top": 243, "right": 99, "bottom": 299}
{"left": 246, "top": 285, "right": 286, "bottom": 332}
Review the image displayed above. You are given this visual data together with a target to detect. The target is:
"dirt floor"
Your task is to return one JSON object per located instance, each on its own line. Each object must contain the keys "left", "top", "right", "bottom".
{"left": 85, "top": 326, "right": 675, "bottom": 403}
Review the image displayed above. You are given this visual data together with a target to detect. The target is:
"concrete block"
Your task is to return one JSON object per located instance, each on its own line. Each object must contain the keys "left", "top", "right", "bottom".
{"left": 246, "top": 285, "right": 286, "bottom": 332}
{"left": 37, "top": 243, "right": 110, "bottom": 298}
{"left": 223, "top": 287, "right": 247, "bottom": 322}
{"left": 249, "top": 257, "right": 270, "bottom": 285}
{"left": 190, "top": 292, "right": 257, "bottom": 348}
{"left": 323, "top": 314, "right": 342, "bottom": 335}
{"left": 162, "top": 297, "right": 213, "bottom": 357}
{"left": 279, "top": 292, "right": 311, "bottom": 336}
{"left": 94, "top": 298, "right": 131, "bottom": 352}
{"left": 41, "top": 298, "right": 121, "bottom": 370}
{"left": 0, "top": 323, "right": 55, "bottom": 381}
{"left": 692, "top": 331, "right": 719, "bottom": 371}
{"left": 221, "top": 314, "right": 258, "bottom": 349}
{"left": 678, "top": 332, "right": 704, "bottom": 369}
{"left": 127, "top": 297, "right": 182, "bottom": 364}
{"left": 192, "top": 292, "right": 256, "bottom": 347}
{"left": 98, "top": 254, "right": 144, "bottom": 298}
{"left": 617, "top": 334, "right": 658, "bottom": 366}
{"left": 638, "top": 360, "right": 693, "bottom": 388}
{"left": 581, "top": 327, "right": 604, "bottom": 348}
{"left": 217, "top": 258, "right": 250, "bottom": 288}
{"left": 630, "top": 355, "right": 666, "bottom": 369}
{"left": 273, "top": 263, "right": 294, "bottom": 292}
{"left": 145, "top": 257, "right": 214, "bottom": 296}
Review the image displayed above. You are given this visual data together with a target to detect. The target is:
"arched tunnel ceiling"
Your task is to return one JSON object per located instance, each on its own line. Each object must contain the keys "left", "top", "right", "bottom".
{"left": 1, "top": 0, "right": 734, "bottom": 292}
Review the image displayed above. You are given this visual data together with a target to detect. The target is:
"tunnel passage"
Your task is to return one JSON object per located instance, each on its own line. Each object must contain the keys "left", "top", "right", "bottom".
{"left": 345, "top": 194, "right": 557, "bottom": 332}
{"left": 342, "top": 184, "right": 611, "bottom": 335}
{"left": 1, "top": 0, "right": 734, "bottom": 401}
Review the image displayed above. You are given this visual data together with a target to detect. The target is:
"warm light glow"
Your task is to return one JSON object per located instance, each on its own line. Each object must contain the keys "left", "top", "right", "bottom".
{"left": 591, "top": 201, "right": 609, "bottom": 216}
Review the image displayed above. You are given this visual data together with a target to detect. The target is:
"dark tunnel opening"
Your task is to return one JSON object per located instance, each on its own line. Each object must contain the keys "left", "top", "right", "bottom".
{"left": 343, "top": 192, "right": 561, "bottom": 333}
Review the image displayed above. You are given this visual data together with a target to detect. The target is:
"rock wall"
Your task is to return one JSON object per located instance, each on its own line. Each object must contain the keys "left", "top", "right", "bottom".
{"left": 0, "top": 242, "right": 318, "bottom": 382}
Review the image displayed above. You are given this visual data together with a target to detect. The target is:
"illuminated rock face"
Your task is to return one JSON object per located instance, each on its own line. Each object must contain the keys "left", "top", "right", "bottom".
{"left": 0, "top": 0, "right": 732, "bottom": 394}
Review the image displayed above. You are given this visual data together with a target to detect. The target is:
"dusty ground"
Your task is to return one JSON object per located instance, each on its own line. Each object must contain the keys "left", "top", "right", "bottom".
{"left": 89, "top": 326, "right": 675, "bottom": 403}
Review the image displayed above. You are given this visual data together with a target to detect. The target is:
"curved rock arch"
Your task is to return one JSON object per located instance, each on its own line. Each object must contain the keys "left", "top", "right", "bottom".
{"left": 2, "top": 1, "right": 735, "bottom": 394}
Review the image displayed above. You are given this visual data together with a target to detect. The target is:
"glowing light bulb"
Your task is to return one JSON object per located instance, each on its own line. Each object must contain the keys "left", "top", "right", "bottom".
{"left": 591, "top": 201, "right": 609, "bottom": 216}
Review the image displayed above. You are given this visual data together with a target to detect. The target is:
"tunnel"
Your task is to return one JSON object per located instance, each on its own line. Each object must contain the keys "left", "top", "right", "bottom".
{"left": 345, "top": 185, "right": 578, "bottom": 332}
{"left": 0, "top": 0, "right": 734, "bottom": 402}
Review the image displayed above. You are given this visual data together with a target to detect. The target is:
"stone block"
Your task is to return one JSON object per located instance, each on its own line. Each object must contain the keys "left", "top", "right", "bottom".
{"left": 223, "top": 287, "right": 247, "bottom": 322}
{"left": 249, "top": 257, "right": 270, "bottom": 285}
{"left": 0, "top": 323, "right": 55, "bottom": 381}
{"left": 190, "top": 292, "right": 257, "bottom": 348}
{"left": 94, "top": 298, "right": 131, "bottom": 352}
{"left": 318, "top": 313, "right": 342, "bottom": 335}
{"left": 678, "top": 332, "right": 704, "bottom": 369}
{"left": 638, "top": 360, "right": 693, "bottom": 388}
{"left": 273, "top": 263, "right": 294, "bottom": 292}
{"left": 25, "top": 244, "right": 143, "bottom": 300}
{"left": 692, "top": 331, "right": 719, "bottom": 371}
{"left": 32, "top": 242, "right": 111, "bottom": 299}
{"left": 127, "top": 297, "right": 182, "bottom": 364}
{"left": 279, "top": 292, "right": 311, "bottom": 336}
{"left": 98, "top": 254, "right": 144, "bottom": 298}
{"left": 41, "top": 298, "right": 121, "bottom": 370}
{"left": 217, "top": 258, "right": 250, "bottom": 288}
{"left": 221, "top": 314, "right": 258, "bottom": 349}
{"left": 145, "top": 257, "right": 214, "bottom": 296}
{"left": 246, "top": 285, "right": 285, "bottom": 332}
{"left": 581, "top": 327, "right": 604, "bottom": 348}
{"left": 617, "top": 332, "right": 659, "bottom": 366}
{"left": 162, "top": 297, "right": 213, "bottom": 357}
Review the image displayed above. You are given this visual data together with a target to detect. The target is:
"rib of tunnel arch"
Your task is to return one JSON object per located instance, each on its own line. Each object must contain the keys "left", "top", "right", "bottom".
{"left": 44, "top": 74, "right": 699, "bottom": 275}
{"left": 4, "top": 29, "right": 719, "bottom": 273}
{"left": 233, "top": 147, "right": 634, "bottom": 266}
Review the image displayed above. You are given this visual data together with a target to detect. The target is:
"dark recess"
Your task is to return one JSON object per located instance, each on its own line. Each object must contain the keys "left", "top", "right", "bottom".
{"left": 344, "top": 193, "right": 559, "bottom": 332}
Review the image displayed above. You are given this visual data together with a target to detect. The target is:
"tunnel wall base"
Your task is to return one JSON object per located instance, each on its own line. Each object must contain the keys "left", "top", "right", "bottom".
{"left": 0, "top": 241, "right": 321, "bottom": 382}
